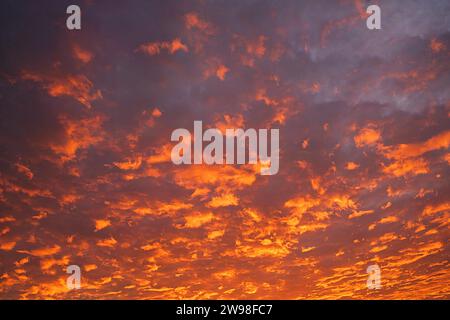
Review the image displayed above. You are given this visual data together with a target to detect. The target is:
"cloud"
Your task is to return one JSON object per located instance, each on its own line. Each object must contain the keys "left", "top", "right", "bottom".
{"left": 137, "top": 38, "right": 188, "bottom": 56}
{"left": 18, "top": 245, "right": 61, "bottom": 257}
{"left": 21, "top": 72, "right": 102, "bottom": 109}
{"left": 0, "top": 0, "right": 448, "bottom": 300}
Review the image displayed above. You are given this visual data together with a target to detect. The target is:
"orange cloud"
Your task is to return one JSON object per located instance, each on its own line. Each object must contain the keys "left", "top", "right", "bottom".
{"left": 383, "top": 131, "right": 450, "bottom": 160}
{"left": 84, "top": 264, "right": 98, "bottom": 272}
{"left": 216, "top": 65, "right": 229, "bottom": 80}
{"left": 73, "top": 44, "right": 93, "bottom": 63}
{"left": 348, "top": 210, "right": 374, "bottom": 219}
{"left": 15, "top": 163, "right": 34, "bottom": 179}
{"left": 203, "top": 58, "right": 230, "bottom": 81}
{"left": 430, "top": 38, "right": 446, "bottom": 53}
{"left": 207, "top": 193, "right": 239, "bottom": 208}
{"left": 0, "top": 241, "right": 16, "bottom": 251}
{"left": 133, "top": 200, "right": 193, "bottom": 216}
{"left": 369, "top": 215, "right": 400, "bottom": 230}
{"left": 22, "top": 72, "right": 102, "bottom": 109}
{"left": 232, "top": 35, "right": 267, "bottom": 67}
{"left": 137, "top": 38, "right": 188, "bottom": 56}
{"left": 422, "top": 202, "right": 450, "bottom": 217}
{"left": 284, "top": 196, "right": 320, "bottom": 215}
{"left": 40, "top": 256, "right": 70, "bottom": 272}
{"left": 19, "top": 245, "right": 61, "bottom": 257}
{"left": 95, "top": 219, "right": 111, "bottom": 231}
{"left": 345, "top": 162, "right": 359, "bottom": 170}
{"left": 96, "top": 237, "right": 117, "bottom": 248}
{"left": 354, "top": 126, "right": 381, "bottom": 147}
{"left": 113, "top": 156, "right": 143, "bottom": 170}
{"left": 50, "top": 115, "right": 105, "bottom": 162}
{"left": 185, "top": 12, "right": 215, "bottom": 35}
{"left": 382, "top": 158, "right": 430, "bottom": 177}
{"left": 180, "top": 212, "right": 214, "bottom": 228}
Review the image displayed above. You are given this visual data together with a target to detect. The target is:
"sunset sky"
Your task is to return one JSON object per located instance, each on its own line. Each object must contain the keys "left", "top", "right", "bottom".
{"left": 0, "top": 0, "right": 449, "bottom": 299}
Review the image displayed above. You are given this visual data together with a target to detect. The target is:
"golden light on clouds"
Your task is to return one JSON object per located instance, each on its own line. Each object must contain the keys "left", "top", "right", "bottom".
{"left": 0, "top": 1, "right": 449, "bottom": 300}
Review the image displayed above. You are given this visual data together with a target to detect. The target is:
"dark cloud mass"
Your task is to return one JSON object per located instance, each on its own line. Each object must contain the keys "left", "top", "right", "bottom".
{"left": 0, "top": 0, "right": 449, "bottom": 299}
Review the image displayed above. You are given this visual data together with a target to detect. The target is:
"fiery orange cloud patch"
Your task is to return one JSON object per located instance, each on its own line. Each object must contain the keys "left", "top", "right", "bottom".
{"left": 15, "top": 163, "right": 34, "bottom": 180}
{"left": 422, "top": 202, "right": 450, "bottom": 217}
{"left": 0, "top": 241, "right": 16, "bottom": 251}
{"left": 232, "top": 35, "right": 267, "bottom": 67}
{"left": 50, "top": 115, "right": 105, "bottom": 162}
{"left": 207, "top": 193, "right": 239, "bottom": 208}
{"left": 18, "top": 245, "right": 61, "bottom": 257}
{"left": 40, "top": 256, "right": 70, "bottom": 272}
{"left": 179, "top": 211, "right": 214, "bottom": 228}
{"left": 348, "top": 210, "right": 374, "bottom": 219}
{"left": 203, "top": 58, "right": 230, "bottom": 81}
{"left": 369, "top": 216, "right": 400, "bottom": 231}
{"left": 151, "top": 108, "right": 162, "bottom": 117}
{"left": 137, "top": 38, "right": 188, "bottom": 56}
{"left": 354, "top": 126, "right": 381, "bottom": 147}
{"left": 382, "top": 158, "right": 430, "bottom": 177}
{"left": 216, "top": 64, "right": 229, "bottom": 80}
{"left": 22, "top": 72, "right": 102, "bottom": 109}
{"left": 84, "top": 264, "right": 98, "bottom": 272}
{"left": 94, "top": 219, "right": 111, "bottom": 231}
{"left": 113, "top": 156, "right": 143, "bottom": 170}
{"left": 246, "top": 35, "right": 267, "bottom": 58}
{"left": 96, "top": 237, "right": 117, "bottom": 248}
{"left": 345, "top": 162, "right": 360, "bottom": 170}
{"left": 185, "top": 12, "right": 215, "bottom": 35}
{"left": 213, "top": 114, "right": 245, "bottom": 134}
{"left": 384, "top": 131, "right": 450, "bottom": 160}
{"left": 430, "top": 38, "right": 446, "bottom": 53}
{"left": 73, "top": 44, "right": 93, "bottom": 63}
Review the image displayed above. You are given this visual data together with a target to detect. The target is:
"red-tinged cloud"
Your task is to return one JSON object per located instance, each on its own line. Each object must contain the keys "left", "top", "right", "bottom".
{"left": 21, "top": 72, "right": 102, "bottom": 109}
{"left": 137, "top": 38, "right": 188, "bottom": 56}
{"left": 185, "top": 12, "right": 215, "bottom": 35}
{"left": 73, "top": 44, "right": 93, "bottom": 64}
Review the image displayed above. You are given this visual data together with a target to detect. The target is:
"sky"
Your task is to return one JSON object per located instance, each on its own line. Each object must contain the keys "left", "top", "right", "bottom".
{"left": 0, "top": 0, "right": 449, "bottom": 299}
